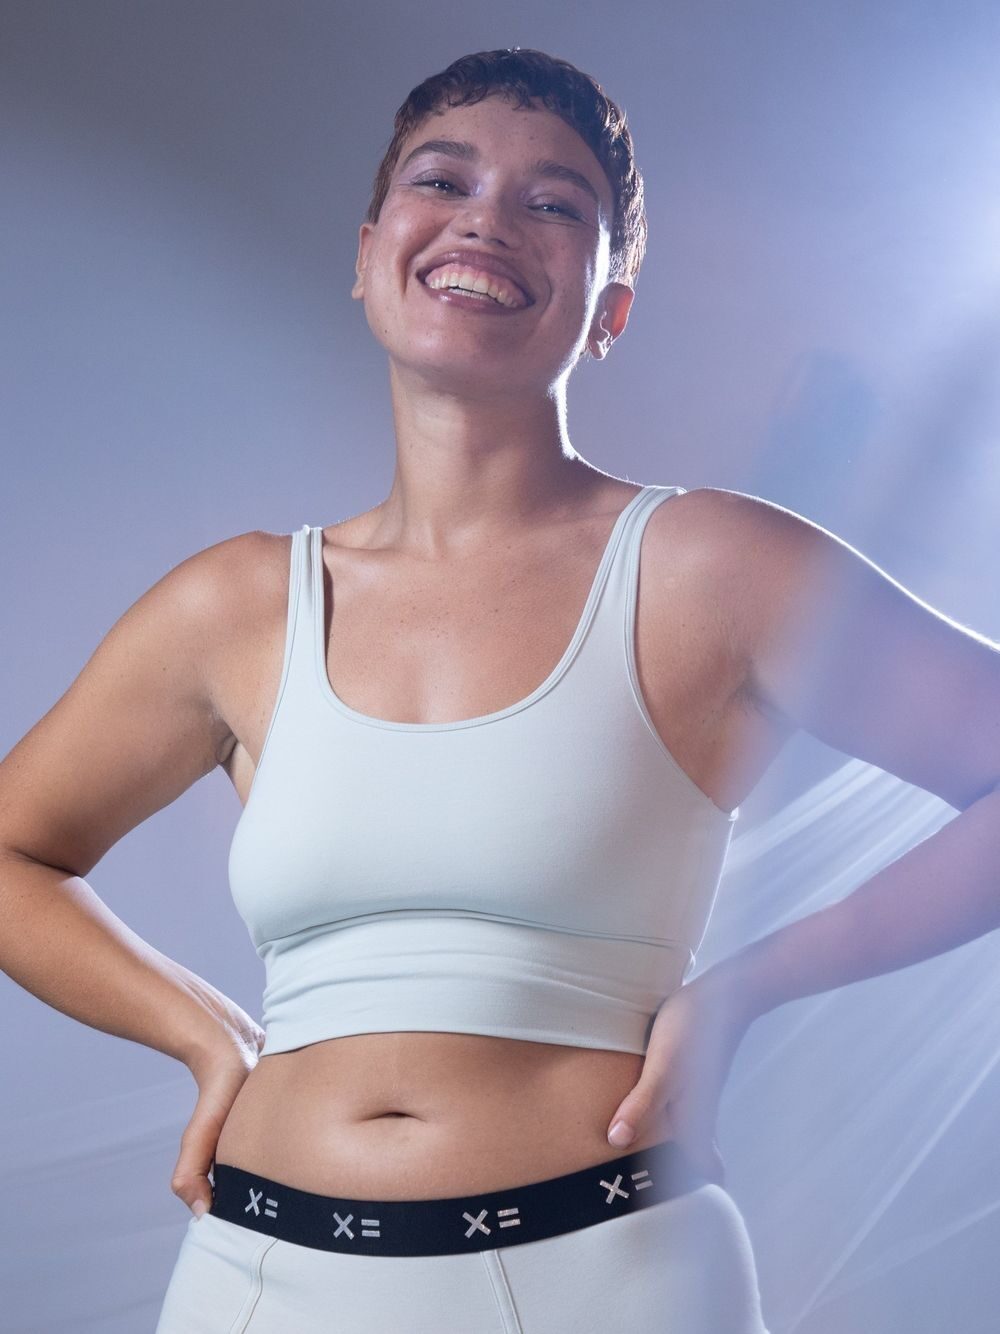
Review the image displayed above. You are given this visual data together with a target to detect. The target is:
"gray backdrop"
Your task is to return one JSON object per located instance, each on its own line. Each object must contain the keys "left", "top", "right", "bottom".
{"left": 2, "top": 2, "right": 1000, "bottom": 1330}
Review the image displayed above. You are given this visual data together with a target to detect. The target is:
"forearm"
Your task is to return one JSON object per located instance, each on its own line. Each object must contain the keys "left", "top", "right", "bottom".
{"left": 0, "top": 850, "right": 240, "bottom": 1068}
{"left": 703, "top": 784, "right": 1000, "bottom": 1025}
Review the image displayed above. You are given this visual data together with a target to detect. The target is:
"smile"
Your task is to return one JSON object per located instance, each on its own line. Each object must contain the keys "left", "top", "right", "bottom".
{"left": 419, "top": 277, "right": 529, "bottom": 314}
{"left": 419, "top": 264, "right": 530, "bottom": 312}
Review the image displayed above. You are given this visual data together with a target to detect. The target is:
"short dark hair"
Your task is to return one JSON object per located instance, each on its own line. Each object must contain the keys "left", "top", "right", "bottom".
{"left": 364, "top": 48, "right": 647, "bottom": 291}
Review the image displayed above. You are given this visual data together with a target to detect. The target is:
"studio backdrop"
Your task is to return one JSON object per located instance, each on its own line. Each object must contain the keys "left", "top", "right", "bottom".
{"left": 2, "top": 3, "right": 1000, "bottom": 1331}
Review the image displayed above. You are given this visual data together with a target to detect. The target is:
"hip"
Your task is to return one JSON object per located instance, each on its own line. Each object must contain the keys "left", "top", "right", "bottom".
{"left": 157, "top": 1141, "right": 770, "bottom": 1333}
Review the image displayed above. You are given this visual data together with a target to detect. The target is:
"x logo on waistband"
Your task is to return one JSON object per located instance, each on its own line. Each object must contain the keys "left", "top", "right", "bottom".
{"left": 463, "top": 1209, "right": 491, "bottom": 1237}
{"left": 599, "top": 1172, "right": 629, "bottom": 1204}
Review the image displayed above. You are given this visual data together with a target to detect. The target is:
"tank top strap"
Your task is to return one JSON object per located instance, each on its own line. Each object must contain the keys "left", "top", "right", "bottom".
{"left": 273, "top": 523, "right": 319, "bottom": 697}
{"left": 571, "top": 484, "right": 688, "bottom": 677}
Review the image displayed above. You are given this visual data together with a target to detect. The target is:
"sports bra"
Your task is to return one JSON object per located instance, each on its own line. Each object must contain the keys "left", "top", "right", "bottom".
{"left": 227, "top": 484, "right": 740, "bottom": 1057}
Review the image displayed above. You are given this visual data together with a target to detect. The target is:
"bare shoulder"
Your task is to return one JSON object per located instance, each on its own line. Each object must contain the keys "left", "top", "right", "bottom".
{"left": 657, "top": 486, "right": 1000, "bottom": 811}
{"left": 138, "top": 527, "right": 293, "bottom": 720}
{"left": 635, "top": 484, "right": 794, "bottom": 665}
{"left": 642, "top": 483, "right": 838, "bottom": 607}
{"left": 181, "top": 527, "right": 296, "bottom": 745}
{"left": 185, "top": 526, "right": 292, "bottom": 604}
{"left": 635, "top": 483, "right": 778, "bottom": 558}
{"left": 0, "top": 527, "right": 292, "bottom": 876}
{"left": 644, "top": 481, "right": 919, "bottom": 684}
{"left": 645, "top": 484, "right": 805, "bottom": 547}
{"left": 134, "top": 526, "right": 288, "bottom": 621}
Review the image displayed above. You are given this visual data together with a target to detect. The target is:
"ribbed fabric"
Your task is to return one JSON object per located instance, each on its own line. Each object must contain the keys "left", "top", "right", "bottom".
{"left": 227, "top": 485, "right": 739, "bottom": 1057}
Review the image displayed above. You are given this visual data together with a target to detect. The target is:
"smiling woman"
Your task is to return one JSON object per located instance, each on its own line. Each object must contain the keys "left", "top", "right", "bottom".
{"left": 0, "top": 47, "right": 790, "bottom": 1334}
{"left": 144, "top": 50, "right": 779, "bottom": 1331}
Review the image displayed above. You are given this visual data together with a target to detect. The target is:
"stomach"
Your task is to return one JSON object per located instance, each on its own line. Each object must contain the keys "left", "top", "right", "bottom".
{"left": 213, "top": 1030, "right": 677, "bottom": 1200}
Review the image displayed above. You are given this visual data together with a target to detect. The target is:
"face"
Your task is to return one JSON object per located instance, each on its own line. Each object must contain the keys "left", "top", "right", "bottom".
{"left": 351, "top": 94, "right": 635, "bottom": 394}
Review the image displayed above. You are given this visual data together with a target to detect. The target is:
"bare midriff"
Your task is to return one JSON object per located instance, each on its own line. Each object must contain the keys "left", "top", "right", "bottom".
{"left": 213, "top": 1031, "right": 677, "bottom": 1199}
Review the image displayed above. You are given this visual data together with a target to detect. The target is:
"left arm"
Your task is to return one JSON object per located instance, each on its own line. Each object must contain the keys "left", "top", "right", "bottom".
{"left": 606, "top": 490, "right": 1000, "bottom": 1162}
{"left": 702, "top": 489, "right": 1000, "bottom": 1024}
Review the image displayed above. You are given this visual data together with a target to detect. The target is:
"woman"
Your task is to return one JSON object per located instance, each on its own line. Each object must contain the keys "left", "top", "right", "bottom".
{"left": 3, "top": 47, "right": 998, "bottom": 1334}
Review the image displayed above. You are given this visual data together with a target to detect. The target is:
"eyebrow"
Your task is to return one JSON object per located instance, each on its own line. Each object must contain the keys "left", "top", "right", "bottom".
{"left": 397, "top": 138, "right": 604, "bottom": 210}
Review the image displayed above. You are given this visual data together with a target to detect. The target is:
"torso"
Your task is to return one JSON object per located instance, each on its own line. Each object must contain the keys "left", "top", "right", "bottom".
{"left": 210, "top": 478, "right": 793, "bottom": 1199}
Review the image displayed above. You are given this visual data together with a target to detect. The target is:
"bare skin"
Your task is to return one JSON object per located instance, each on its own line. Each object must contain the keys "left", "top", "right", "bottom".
{"left": 211, "top": 477, "right": 792, "bottom": 1199}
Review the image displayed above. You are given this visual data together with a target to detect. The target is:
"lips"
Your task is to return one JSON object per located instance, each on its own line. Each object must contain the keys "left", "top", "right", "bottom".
{"left": 416, "top": 250, "right": 534, "bottom": 306}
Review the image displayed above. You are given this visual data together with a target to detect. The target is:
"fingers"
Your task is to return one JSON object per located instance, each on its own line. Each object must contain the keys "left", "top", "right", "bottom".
{"left": 171, "top": 1106, "right": 219, "bottom": 1218}
{"left": 176, "top": 1040, "right": 260, "bottom": 1218}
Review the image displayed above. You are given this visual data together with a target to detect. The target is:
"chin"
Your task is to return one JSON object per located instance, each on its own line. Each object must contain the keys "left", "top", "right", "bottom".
{"left": 400, "top": 351, "right": 544, "bottom": 393}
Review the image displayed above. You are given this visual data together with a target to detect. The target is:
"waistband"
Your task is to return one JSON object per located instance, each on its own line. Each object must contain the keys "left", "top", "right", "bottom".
{"left": 208, "top": 1140, "right": 709, "bottom": 1257}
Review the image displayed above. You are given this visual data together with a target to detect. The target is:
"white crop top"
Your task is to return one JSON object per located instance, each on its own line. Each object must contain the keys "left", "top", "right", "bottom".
{"left": 227, "top": 484, "right": 739, "bottom": 1057}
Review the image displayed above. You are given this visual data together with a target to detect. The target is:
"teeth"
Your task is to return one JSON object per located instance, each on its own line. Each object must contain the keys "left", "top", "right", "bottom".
{"left": 423, "top": 268, "right": 522, "bottom": 308}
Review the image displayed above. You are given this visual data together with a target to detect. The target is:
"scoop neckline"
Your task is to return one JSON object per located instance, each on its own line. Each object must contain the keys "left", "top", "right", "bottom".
{"left": 311, "top": 484, "right": 656, "bottom": 732}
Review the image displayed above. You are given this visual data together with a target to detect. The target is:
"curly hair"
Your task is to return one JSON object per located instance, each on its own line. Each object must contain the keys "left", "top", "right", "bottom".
{"left": 363, "top": 48, "right": 647, "bottom": 292}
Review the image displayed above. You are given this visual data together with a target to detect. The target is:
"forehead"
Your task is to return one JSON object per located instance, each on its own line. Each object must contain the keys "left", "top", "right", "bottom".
{"left": 393, "top": 95, "right": 615, "bottom": 221}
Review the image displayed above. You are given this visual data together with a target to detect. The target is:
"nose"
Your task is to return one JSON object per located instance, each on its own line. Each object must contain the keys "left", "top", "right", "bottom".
{"left": 454, "top": 189, "right": 521, "bottom": 249}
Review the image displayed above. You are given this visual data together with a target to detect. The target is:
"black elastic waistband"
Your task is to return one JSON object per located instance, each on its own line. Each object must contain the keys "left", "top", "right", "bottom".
{"left": 208, "top": 1140, "right": 708, "bottom": 1257}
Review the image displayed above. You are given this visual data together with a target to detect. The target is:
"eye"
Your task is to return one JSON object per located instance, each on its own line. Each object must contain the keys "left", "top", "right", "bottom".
{"left": 415, "top": 176, "right": 460, "bottom": 194}
{"left": 533, "top": 201, "right": 580, "bottom": 218}
{"left": 412, "top": 176, "right": 582, "bottom": 220}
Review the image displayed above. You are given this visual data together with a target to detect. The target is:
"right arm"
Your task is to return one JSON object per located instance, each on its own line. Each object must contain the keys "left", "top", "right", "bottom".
{"left": 0, "top": 531, "right": 270, "bottom": 1211}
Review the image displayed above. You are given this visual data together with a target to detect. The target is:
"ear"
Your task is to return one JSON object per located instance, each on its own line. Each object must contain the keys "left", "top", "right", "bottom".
{"left": 352, "top": 222, "right": 376, "bottom": 300}
{"left": 586, "top": 282, "right": 635, "bottom": 360}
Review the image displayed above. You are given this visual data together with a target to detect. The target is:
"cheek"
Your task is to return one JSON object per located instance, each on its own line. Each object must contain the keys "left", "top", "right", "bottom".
{"left": 362, "top": 251, "right": 406, "bottom": 316}
{"left": 366, "top": 219, "right": 432, "bottom": 295}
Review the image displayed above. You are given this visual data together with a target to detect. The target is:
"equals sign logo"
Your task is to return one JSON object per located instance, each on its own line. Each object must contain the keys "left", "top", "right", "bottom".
{"left": 630, "top": 1169, "right": 652, "bottom": 1191}
{"left": 497, "top": 1206, "right": 521, "bottom": 1229}
{"left": 361, "top": 1217, "right": 381, "bottom": 1238}
{"left": 245, "top": 1187, "right": 279, "bottom": 1219}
